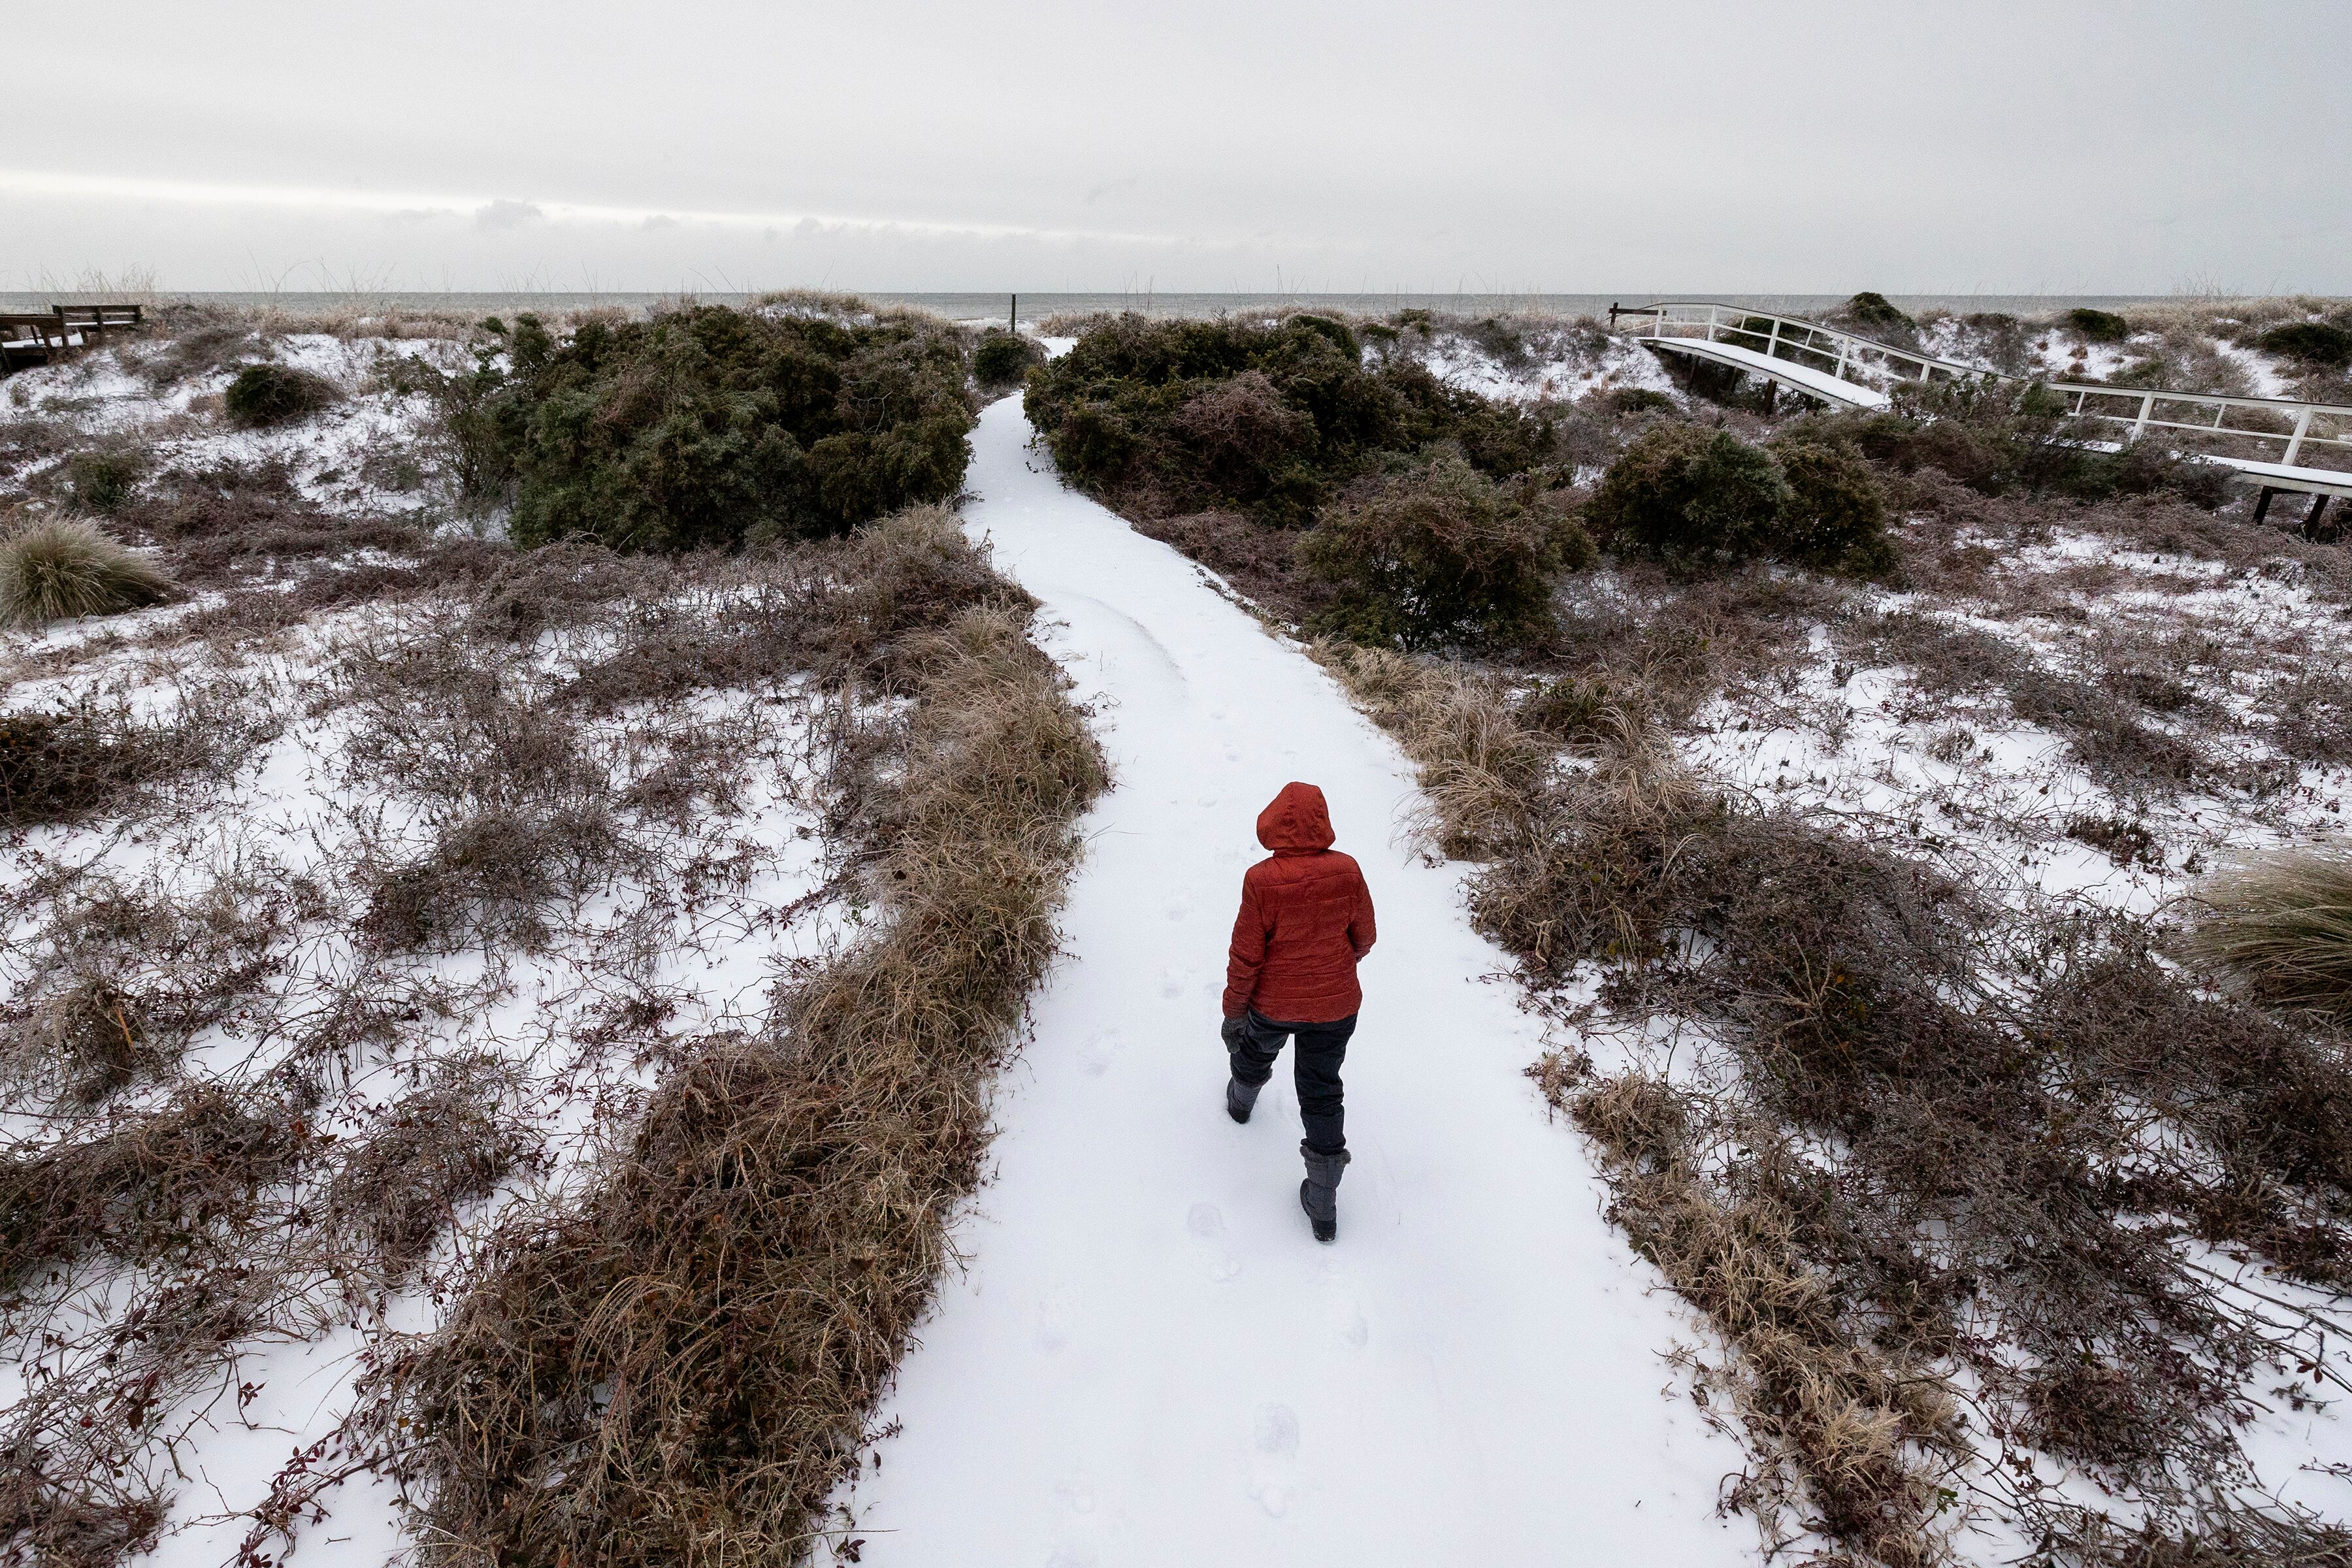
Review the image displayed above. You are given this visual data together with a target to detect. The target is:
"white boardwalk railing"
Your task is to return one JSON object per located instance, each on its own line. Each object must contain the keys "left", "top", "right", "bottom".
{"left": 1613, "top": 301, "right": 2352, "bottom": 506}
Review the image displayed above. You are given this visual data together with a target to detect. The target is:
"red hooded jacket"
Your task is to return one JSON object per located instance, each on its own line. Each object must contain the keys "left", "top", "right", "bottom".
{"left": 1222, "top": 782, "right": 1377, "bottom": 1023}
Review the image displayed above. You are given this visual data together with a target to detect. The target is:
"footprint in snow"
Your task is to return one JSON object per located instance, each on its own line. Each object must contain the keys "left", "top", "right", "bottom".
{"left": 1054, "top": 1472, "right": 1096, "bottom": 1514}
{"left": 1036, "top": 1291, "right": 1071, "bottom": 1353}
{"left": 1157, "top": 968, "right": 1188, "bottom": 1000}
{"left": 1077, "top": 1028, "right": 1122, "bottom": 1076}
{"left": 1326, "top": 1294, "right": 1369, "bottom": 1350}
{"left": 1247, "top": 1402, "right": 1301, "bottom": 1517}
{"left": 1163, "top": 894, "right": 1191, "bottom": 923}
{"left": 1186, "top": 1202, "right": 1241, "bottom": 1282}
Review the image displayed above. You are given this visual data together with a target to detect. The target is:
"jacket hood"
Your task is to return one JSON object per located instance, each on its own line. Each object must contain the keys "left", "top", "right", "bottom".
{"left": 1256, "top": 781, "right": 1337, "bottom": 855}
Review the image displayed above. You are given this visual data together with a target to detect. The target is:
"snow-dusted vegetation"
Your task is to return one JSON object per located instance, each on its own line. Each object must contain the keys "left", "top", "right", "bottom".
{"left": 1364, "top": 297, "right": 2350, "bottom": 412}
{"left": 1, "top": 304, "right": 1105, "bottom": 1567}
{"left": 10, "top": 290, "right": 2352, "bottom": 1567}
{"left": 1028, "top": 297, "right": 2352, "bottom": 1566}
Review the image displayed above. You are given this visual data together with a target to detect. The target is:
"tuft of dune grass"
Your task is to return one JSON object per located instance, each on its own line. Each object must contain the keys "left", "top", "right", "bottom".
{"left": 0, "top": 517, "right": 173, "bottom": 629}
{"left": 2189, "top": 849, "right": 2352, "bottom": 1020}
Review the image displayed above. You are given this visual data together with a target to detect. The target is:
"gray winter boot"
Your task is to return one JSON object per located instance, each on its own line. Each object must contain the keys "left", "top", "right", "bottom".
{"left": 1298, "top": 1142, "right": 1351, "bottom": 1243}
{"left": 1226, "top": 1072, "right": 1262, "bottom": 1124}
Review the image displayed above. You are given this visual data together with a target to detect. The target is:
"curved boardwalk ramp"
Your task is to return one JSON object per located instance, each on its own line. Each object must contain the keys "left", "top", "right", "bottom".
{"left": 823, "top": 397, "right": 1753, "bottom": 1565}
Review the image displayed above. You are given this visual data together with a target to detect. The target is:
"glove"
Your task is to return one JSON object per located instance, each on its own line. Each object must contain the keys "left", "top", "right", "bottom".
{"left": 1220, "top": 1015, "right": 1247, "bottom": 1052}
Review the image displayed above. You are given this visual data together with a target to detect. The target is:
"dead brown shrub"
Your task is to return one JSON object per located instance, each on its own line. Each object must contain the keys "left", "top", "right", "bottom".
{"left": 1563, "top": 1070, "right": 1962, "bottom": 1565}
{"left": 1171, "top": 370, "right": 1315, "bottom": 491}
{"left": 0, "top": 704, "right": 151, "bottom": 828}
{"left": 1130, "top": 508, "right": 1337, "bottom": 623}
{"left": 136, "top": 321, "right": 260, "bottom": 391}
{"left": 1, "top": 864, "right": 299, "bottom": 1103}
{"left": 1857, "top": 610, "right": 2213, "bottom": 791}
{"left": 0, "top": 1084, "right": 307, "bottom": 1291}
{"left": 0, "top": 1466, "right": 167, "bottom": 1568}
{"left": 114, "top": 459, "right": 433, "bottom": 588}
{"left": 0, "top": 679, "right": 278, "bottom": 833}
{"left": 326, "top": 1056, "right": 538, "bottom": 1274}
{"left": 554, "top": 504, "right": 1033, "bottom": 713}
{"left": 2048, "top": 1507, "right": 2352, "bottom": 1566}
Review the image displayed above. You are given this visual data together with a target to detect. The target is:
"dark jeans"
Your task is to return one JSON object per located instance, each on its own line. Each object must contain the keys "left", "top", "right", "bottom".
{"left": 1230, "top": 1009, "right": 1356, "bottom": 1154}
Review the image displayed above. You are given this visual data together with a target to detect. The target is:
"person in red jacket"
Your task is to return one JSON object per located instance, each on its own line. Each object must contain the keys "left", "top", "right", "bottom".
{"left": 1220, "top": 781, "right": 1377, "bottom": 1242}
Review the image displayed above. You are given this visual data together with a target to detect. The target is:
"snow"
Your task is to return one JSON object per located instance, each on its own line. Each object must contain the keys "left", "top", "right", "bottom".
{"left": 1384, "top": 327, "right": 1678, "bottom": 406}
{"left": 1609, "top": 534, "right": 2352, "bottom": 1523}
{"left": 2213, "top": 337, "right": 2296, "bottom": 400}
{"left": 2, "top": 333, "right": 465, "bottom": 519}
{"left": 16, "top": 310, "right": 2350, "bottom": 1561}
{"left": 822, "top": 397, "right": 1752, "bottom": 1565}
{"left": 0, "top": 598, "right": 848, "bottom": 1564}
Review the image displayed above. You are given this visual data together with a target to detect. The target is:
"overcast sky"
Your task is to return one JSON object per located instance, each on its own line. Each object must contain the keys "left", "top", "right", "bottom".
{"left": 7, "top": 0, "right": 2345, "bottom": 296}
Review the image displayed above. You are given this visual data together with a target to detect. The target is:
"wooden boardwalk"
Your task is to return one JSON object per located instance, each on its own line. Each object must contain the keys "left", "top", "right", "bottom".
{"left": 1617, "top": 301, "right": 2351, "bottom": 531}
{"left": 0, "top": 302, "right": 145, "bottom": 372}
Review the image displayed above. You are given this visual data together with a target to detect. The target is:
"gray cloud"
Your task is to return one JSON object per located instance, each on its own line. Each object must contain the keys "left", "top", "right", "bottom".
{"left": 473, "top": 198, "right": 544, "bottom": 232}
{"left": 3, "top": 0, "right": 2346, "bottom": 293}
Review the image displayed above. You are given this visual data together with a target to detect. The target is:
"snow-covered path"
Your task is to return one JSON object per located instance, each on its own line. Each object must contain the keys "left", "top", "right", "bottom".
{"left": 830, "top": 398, "right": 1753, "bottom": 1565}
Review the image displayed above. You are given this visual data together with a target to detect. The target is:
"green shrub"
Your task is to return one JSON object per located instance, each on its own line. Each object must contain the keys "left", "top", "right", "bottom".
{"left": 1586, "top": 424, "right": 1791, "bottom": 574}
{"left": 1024, "top": 312, "right": 1552, "bottom": 525}
{"left": 2259, "top": 321, "right": 2352, "bottom": 368}
{"left": 0, "top": 518, "right": 174, "bottom": 627}
{"left": 1298, "top": 452, "right": 1588, "bottom": 651}
{"left": 1053, "top": 401, "right": 1140, "bottom": 478}
{"left": 1601, "top": 387, "right": 1674, "bottom": 416}
{"left": 223, "top": 362, "right": 339, "bottom": 428}
{"left": 1861, "top": 380, "right": 2229, "bottom": 508}
{"left": 2065, "top": 308, "right": 2131, "bottom": 344}
{"left": 973, "top": 328, "right": 1044, "bottom": 389}
{"left": 2107, "top": 353, "right": 2177, "bottom": 389}
{"left": 65, "top": 450, "right": 144, "bottom": 513}
{"left": 452, "top": 302, "right": 977, "bottom": 551}
{"left": 1767, "top": 439, "right": 1893, "bottom": 572}
{"left": 1844, "top": 292, "right": 1914, "bottom": 333}
{"left": 1286, "top": 312, "right": 1362, "bottom": 361}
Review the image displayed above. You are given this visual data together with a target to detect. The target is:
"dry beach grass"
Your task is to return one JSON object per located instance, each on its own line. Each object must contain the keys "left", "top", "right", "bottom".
{"left": 0, "top": 303, "right": 1115, "bottom": 1565}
